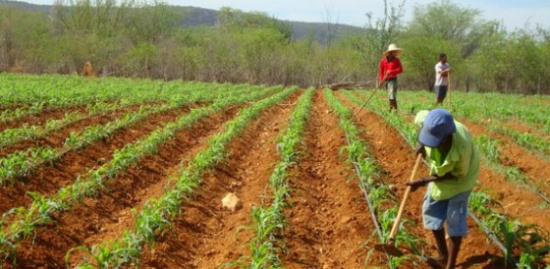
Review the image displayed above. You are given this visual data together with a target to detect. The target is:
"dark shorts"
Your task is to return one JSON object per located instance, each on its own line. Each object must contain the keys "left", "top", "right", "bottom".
{"left": 435, "top": 85, "right": 448, "bottom": 99}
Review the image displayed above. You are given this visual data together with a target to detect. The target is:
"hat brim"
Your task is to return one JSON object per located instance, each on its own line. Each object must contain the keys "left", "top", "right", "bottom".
{"left": 419, "top": 126, "right": 443, "bottom": 148}
{"left": 383, "top": 48, "right": 403, "bottom": 56}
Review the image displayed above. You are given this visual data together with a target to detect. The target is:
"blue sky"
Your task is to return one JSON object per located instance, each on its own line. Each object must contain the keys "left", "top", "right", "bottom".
{"left": 23, "top": 0, "right": 550, "bottom": 30}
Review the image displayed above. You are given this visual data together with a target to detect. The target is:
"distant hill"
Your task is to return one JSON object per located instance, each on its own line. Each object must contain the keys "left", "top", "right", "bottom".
{"left": 2, "top": 1, "right": 364, "bottom": 43}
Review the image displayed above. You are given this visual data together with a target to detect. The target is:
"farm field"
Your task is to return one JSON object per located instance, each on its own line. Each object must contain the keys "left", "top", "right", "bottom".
{"left": 0, "top": 73, "right": 549, "bottom": 269}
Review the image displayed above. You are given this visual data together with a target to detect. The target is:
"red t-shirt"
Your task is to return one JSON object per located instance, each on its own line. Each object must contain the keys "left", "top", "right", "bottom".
{"left": 378, "top": 57, "right": 403, "bottom": 81}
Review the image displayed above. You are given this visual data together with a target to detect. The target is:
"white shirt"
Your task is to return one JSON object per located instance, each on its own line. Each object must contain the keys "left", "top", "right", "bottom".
{"left": 435, "top": 62, "right": 450, "bottom": 86}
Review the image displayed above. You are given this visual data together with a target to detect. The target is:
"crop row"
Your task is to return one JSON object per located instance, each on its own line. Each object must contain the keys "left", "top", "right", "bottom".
{"left": 0, "top": 85, "right": 283, "bottom": 265}
{"left": 0, "top": 73, "right": 258, "bottom": 122}
{"left": 397, "top": 93, "right": 550, "bottom": 205}
{"left": 327, "top": 90, "right": 423, "bottom": 268}
{"left": 399, "top": 90, "right": 550, "bottom": 133}
{"left": 0, "top": 84, "right": 261, "bottom": 185}
{"left": 351, "top": 90, "right": 550, "bottom": 268}
{"left": 475, "top": 135, "right": 550, "bottom": 204}
{"left": 0, "top": 102, "right": 148, "bottom": 149}
{"left": 398, "top": 91, "right": 550, "bottom": 160}
{"left": 68, "top": 87, "right": 298, "bottom": 268}
{"left": 238, "top": 88, "right": 315, "bottom": 268}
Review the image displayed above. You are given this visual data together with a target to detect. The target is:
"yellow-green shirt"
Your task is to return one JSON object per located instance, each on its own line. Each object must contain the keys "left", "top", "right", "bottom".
{"left": 415, "top": 111, "right": 480, "bottom": 200}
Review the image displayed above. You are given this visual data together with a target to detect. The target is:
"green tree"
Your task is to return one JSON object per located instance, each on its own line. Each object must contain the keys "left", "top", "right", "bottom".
{"left": 354, "top": 0, "right": 405, "bottom": 72}
{"left": 406, "top": 0, "right": 498, "bottom": 57}
{"left": 121, "top": 42, "right": 158, "bottom": 77}
{"left": 54, "top": 0, "right": 135, "bottom": 38}
{"left": 400, "top": 36, "right": 461, "bottom": 90}
{"left": 127, "top": 0, "right": 182, "bottom": 44}
{"left": 0, "top": 6, "right": 58, "bottom": 72}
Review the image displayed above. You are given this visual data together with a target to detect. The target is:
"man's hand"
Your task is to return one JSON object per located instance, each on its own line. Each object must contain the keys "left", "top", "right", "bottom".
{"left": 406, "top": 176, "right": 437, "bottom": 192}
{"left": 405, "top": 179, "right": 426, "bottom": 192}
{"left": 415, "top": 143, "right": 426, "bottom": 158}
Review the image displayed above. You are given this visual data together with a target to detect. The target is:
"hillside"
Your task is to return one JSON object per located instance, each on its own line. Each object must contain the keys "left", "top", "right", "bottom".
{"left": 1, "top": 1, "right": 364, "bottom": 43}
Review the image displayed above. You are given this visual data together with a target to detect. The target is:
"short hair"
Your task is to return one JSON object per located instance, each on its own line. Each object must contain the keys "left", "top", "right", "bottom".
{"left": 440, "top": 53, "right": 447, "bottom": 60}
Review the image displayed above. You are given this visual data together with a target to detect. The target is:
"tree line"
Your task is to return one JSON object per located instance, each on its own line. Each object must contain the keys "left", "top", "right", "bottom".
{"left": 0, "top": 0, "right": 549, "bottom": 94}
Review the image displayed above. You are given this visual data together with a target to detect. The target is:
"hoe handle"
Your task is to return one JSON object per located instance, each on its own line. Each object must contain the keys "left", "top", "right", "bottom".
{"left": 388, "top": 153, "right": 423, "bottom": 241}
{"left": 353, "top": 74, "right": 387, "bottom": 117}
{"left": 352, "top": 87, "right": 380, "bottom": 117}
{"left": 448, "top": 72, "right": 452, "bottom": 110}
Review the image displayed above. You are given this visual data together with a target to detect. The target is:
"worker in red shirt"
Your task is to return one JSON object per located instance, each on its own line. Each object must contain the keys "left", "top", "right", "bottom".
{"left": 378, "top": 44, "right": 403, "bottom": 112}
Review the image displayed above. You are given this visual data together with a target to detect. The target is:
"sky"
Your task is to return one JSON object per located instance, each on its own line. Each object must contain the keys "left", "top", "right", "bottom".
{"left": 21, "top": 0, "right": 550, "bottom": 30}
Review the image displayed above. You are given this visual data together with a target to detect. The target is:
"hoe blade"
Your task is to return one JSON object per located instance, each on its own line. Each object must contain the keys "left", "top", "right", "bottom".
{"left": 374, "top": 243, "right": 404, "bottom": 257}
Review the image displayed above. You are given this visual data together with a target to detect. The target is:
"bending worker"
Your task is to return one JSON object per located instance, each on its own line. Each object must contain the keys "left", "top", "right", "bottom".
{"left": 407, "top": 109, "right": 479, "bottom": 269}
{"left": 378, "top": 43, "right": 403, "bottom": 112}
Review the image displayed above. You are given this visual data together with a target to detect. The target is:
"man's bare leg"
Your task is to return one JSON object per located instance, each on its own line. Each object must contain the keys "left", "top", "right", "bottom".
{"left": 446, "top": 236, "right": 462, "bottom": 269}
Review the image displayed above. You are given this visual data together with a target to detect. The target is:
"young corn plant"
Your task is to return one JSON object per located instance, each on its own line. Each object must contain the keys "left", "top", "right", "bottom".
{"left": 0, "top": 86, "right": 241, "bottom": 186}
{"left": 0, "top": 86, "right": 283, "bottom": 265}
{"left": 474, "top": 135, "right": 550, "bottom": 203}
{"left": 476, "top": 135, "right": 501, "bottom": 163}
{"left": 349, "top": 90, "right": 550, "bottom": 268}
{"left": 0, "top": 102, "right": 46, "bottom": 123}
{"left": 470, "top": 191, "right": 550, "bottom": 267}
{"left": 67, "top": 86, "right": 297, "bottom": 268}
{"left": 325, "top": 89, "right": 423, "bottom": 268}
{"left": 239, "top": 88, "right": 314, "bottom": 269}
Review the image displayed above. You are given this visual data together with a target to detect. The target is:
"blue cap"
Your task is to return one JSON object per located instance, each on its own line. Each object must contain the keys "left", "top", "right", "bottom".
{"left": 419, "top": 109, "right": 456, "bottom": 147}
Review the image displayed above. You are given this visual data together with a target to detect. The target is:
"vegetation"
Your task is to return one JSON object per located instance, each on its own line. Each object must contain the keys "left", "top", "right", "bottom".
{"left": 0, "top": 0, "right": 549, "bottom": 93}
{"left": 242, "top": 88, "right": 314, "bottom": 268}
{"left": 349, "top": 90, "right": 550, "bottom": 268}
{"left": 328, "top": 90, "right": 423, "bottom": 268}
{"left": 0, "top": 82, "right": 259, "bottom": 185}
{"left": 0, "top": 83, "right": 282, "bottom": 264}
{"left": 66, "top": 87, "right": 297, "bottom": 268}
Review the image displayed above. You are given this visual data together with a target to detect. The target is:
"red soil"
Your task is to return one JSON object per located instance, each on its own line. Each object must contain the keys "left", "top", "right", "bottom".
{"left": 343, "top": 91, "right": 504, "bottom": 268}
{"left": 459, "top": 120, "right": 550, "bottom": 232}
{"left": 4, "top": 89, "right": 549, "bottom": 268}
{"left": 500, "top": 120, "right": 550, "bottom": 143}
{"left": 0, "top": 106, "right": 194, "bottom": 216}
{"left": 0, "top": 107, "right": 84, "bottom": 132}
{"left": 0, "top": 106, "right": 140, "bottom": 157}
{"left": 281, "top": 91, "right": 378, "bottom": 269}
{"left": 8, "top": 106, "right": 243, "bottom": 268}
{"left": 135, "top": 92, "right": 300, "bottom": 269}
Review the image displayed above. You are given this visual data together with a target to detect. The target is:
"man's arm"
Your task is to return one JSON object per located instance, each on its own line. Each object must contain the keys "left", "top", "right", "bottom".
{"left": 406, "top": 172, "right": 456, "bottom": 191}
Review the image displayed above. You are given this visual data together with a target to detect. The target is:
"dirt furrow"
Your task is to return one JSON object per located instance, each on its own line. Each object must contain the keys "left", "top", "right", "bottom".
{"left": 339, "top": 91, "right": 503, "bottom": 268}
{"left": 459, "top": 120, "right": 550, "bottom": 231}
{"left": 10, "top": 105, "right": 243, "bottom": 268}
{"left": 0, "top": 106, "right": 143, "bottom": 157}
{"left": 79, "top": 103, "right": 247, "bottom": 249}
{"left": 133, "top": 93, "right": 300, "bottom": 269}
{"left": 0, "top": 106, "right": 194, "bottom": 216}
{"left": 0, "top": 106, "right": 85, "bottom": 132}
{"left": 500, "top": 120, "right": 550, "bottom": 142}
{"left": 281, "top": 91, "right": 374, "bottom": 269}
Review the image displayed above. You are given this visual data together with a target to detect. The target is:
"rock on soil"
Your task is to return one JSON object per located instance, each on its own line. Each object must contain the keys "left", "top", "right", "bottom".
{"left": 221, "top": 193, "right": 242, "bottom": 212}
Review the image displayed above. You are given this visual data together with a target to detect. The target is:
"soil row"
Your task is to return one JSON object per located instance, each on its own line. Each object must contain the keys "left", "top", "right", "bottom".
{"left": 0, "top": 105, "right": 194, "bottom": 218}
{"left": 7, "top": 104, "right": 243, "bottom": 268}
{"left": 280, "top": 91, "right": 378, "bottom": 269}
{"left": 337, "top": 92, "right": 503, "bottom": 268}
{"left": 132, "top": 92, "right": 301, "bottom": 268}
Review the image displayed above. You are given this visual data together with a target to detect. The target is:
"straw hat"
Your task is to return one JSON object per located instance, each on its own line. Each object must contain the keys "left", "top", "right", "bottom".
{"left": 383, "top": 43, "right": 403, "bottom": 56}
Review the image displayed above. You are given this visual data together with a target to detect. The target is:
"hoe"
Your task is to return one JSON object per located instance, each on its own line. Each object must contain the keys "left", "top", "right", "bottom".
{"left": 374, "top": 153, "right": 423, "bottom": 256}
{"left": 351, "top": 78, "right": 386, "bottom": 117}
